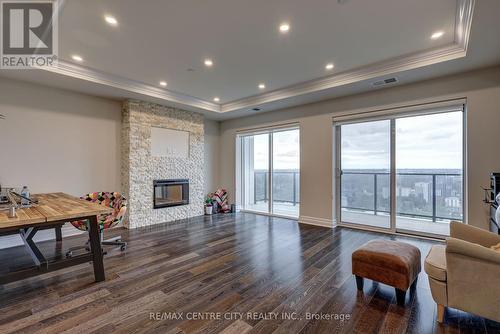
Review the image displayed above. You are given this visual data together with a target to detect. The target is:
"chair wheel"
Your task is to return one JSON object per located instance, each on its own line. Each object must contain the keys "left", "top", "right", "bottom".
{"left": 66, "top": 251, "right": 73, "bottom": 258}
{"left": 120, "top": 245, "right": 127, "bottom": 251}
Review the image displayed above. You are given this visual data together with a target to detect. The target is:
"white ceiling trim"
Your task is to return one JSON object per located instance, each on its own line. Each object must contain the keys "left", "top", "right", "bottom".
{"left": 455, "top": 0, "right": 475, "bottom": 50}
{"left": 43, "top": 61, "right": 221, "bottom": 113}
{"left": 223, "top": 0, "right": 475, "bottom": 112}
{"left": 222, "top": 43, "right": 466, "bottom": 112}
{"left": 40, "top": 0, "right": 474, "bottom": 115}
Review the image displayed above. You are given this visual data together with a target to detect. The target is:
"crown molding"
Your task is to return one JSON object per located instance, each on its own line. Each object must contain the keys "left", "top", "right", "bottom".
{"left": 39, "top": 0, "right": 474, "bottom": 115}
{"left": 43, "top": 60, "right": 221, "bottom": 113}
{"left": 223, "top": 0, "right": 475, "bottom": 113}
{"left": 221, "top": 43, "right": 466, "bottom": 112}
{"left": 456, "top": 0, "right": 475, "bottom": 50}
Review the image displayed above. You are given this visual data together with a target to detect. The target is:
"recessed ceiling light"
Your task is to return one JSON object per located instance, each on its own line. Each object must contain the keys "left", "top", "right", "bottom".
{"left": 431, "top": 31, "right": 444, "bottom": 40}
{"left": 159, "top": 81, "right": 167, "bottom": 87}
{"left": 71, "top": 54, "right": 83, "bottom": 62}
{"left": 213, "top": 97, "right": 220, "bottom": 102}
{"left": 258, "top": 83, "right": 266, "bottom": 89}
{"left": 204, "top": 59, "right": 213, "bottom": 67}
{"left": 325, "top": 63, "right": 334, "bottom": 70}
{"left": 104, "top": 15, "right": 118, "bottom": 26}
{"left": 279, "top": 23, "right": 290, "bottom": 33}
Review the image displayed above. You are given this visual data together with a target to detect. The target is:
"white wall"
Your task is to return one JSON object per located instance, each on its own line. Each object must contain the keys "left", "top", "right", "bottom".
{"left": 0, "top": 78, "right": 123, "bottom": 248}
{"left": 0, "top": 77, "right": 123, "bottom": 195}
{"left": 220, "top": 66, "right": 500, "bottom": 231}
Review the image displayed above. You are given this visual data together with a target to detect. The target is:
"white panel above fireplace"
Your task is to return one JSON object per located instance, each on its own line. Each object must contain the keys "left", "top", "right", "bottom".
{"left": 150, "top": 127, "right": 189, "bottom": 158}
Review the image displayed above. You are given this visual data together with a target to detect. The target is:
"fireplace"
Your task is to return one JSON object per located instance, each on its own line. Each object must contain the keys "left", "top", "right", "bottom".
{"left": 153, "top": 179, "right": 189, "bottom": 209}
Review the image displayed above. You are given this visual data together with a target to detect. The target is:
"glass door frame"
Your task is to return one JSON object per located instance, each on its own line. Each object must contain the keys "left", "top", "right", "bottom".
{"left": 236, "top": 124, "right": 300, "bottom": 219}
{"left": 334, "top": 119, "right": 396, "bottom": 234}
{"left": 333, "top": 101, "right": 467, "bottom": 239}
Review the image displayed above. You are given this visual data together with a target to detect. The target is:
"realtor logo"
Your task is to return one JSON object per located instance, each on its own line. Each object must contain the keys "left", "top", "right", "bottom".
{"left": 1, "top": 0, "right": 58, "bottom": 68}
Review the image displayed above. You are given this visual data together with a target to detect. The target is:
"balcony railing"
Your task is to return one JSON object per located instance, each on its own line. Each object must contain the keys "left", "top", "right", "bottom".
{"left": 254, "top": 170, "right": 299, "bottom": 205}
{"left": 253, "top": 170, "right": 462, "bottom": 222}
{"left": 341, "top": 171, "right": 463, "bottom": 222}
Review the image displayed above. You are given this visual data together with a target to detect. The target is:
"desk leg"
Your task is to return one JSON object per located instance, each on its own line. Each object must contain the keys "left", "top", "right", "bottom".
{"left": 55, "top": 225, "right": 63, "bottom": 242}
{"left": 55, "top": 224, "right": 63, "bottom": 255}
{"left": 20, "top": 227, "right": 48, "bottom": 269}
{"left": 88, "top": 215, "right": 105, "bottom": 282}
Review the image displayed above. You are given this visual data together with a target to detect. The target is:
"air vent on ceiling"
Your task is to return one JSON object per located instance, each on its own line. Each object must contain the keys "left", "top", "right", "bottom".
{"left": 372, "top": 77, "right": 399, "bottom": 87}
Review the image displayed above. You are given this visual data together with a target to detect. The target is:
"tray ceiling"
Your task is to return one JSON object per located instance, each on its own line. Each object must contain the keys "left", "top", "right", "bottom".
{"left": 0, "top": 0, "right": 482, "bottom": 117}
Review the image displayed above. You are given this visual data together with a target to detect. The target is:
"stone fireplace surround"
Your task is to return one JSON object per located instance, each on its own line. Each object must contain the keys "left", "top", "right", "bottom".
{"left": 121, "top": 100, "right": 204, "bottom": 228}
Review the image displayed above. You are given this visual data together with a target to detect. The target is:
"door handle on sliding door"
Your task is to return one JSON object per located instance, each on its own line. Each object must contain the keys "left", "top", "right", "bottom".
{"left": 335, "top": 168, "right": 342, "bottom": 178}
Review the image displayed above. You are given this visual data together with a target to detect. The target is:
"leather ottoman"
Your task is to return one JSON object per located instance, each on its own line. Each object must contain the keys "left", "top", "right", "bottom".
{"left": 352, "top": 239, "right": 421, "bottom": 305}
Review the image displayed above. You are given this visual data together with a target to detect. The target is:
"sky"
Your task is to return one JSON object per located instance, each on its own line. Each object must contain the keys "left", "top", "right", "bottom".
{"left": 252, "top": 129, "right": 299, "bottom": 170}
{"left": 250, "top": 112, "right": 463, "bottom": 171}
{"left": 341, "top": 111, "right": 463, "bottom": 170}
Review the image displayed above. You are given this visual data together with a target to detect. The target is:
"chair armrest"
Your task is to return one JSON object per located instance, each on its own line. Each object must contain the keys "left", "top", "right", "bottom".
{"left": 445, "top": 237, "right": 500, "bottom": 322}
{"left": 446, "top": 237, "right": 500, "bottom": 265}
{"left": 449, "top": 221, "right": 500, "bottom": 248}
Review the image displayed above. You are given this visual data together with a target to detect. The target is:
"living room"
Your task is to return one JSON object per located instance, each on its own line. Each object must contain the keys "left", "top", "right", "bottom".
{"left": 0, "top": 0, "right": 500, "bottom": 333}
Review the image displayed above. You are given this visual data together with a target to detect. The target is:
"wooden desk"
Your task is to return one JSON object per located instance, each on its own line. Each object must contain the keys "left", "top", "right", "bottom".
{"left": 0, "top": 192, "right": 112, "bottom": 284}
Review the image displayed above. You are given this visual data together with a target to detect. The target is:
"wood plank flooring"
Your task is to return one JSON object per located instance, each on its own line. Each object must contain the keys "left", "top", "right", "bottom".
{"left": 0, "top": 213, "right": 499, "bottom": 334}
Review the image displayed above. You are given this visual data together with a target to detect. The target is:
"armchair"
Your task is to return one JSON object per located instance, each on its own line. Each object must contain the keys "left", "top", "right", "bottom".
{"left": 425, "top": 221, "right": 500, "bottom": 323}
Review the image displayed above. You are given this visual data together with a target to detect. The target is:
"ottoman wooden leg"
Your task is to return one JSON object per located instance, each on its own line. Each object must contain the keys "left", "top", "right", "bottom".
{"left": 410, "top": 276, "right": 418, "bottom": 291}
{"left": 409, "top": 277, "right": 418, "bottom": 297}
{"left": 355, "top": 275, "right": 364, "bottom": 291}
{"left": 395, "top": 288, "right": 406, "bottom": 306}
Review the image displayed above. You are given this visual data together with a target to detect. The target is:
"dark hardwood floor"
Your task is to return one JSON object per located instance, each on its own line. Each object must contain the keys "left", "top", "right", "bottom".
{"left": 0, "top": 213, "right": 499, "bottom": 334}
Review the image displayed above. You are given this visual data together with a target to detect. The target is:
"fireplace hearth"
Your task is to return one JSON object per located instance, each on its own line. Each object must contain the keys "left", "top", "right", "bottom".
{"left": 153, "top": 179, "right": 189, "bottom": 209}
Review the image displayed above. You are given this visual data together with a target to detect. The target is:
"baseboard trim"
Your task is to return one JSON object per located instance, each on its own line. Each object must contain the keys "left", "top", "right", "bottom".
{"left": 299, "top": 215, "right": 333, "bottom": 228}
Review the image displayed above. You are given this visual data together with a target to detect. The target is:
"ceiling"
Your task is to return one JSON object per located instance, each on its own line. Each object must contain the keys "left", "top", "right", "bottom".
{"left": 1, "top": 0, "right": 500, "bottom": 120}
{"left": 59, "top": 0, "right": 456, "bottom": 102}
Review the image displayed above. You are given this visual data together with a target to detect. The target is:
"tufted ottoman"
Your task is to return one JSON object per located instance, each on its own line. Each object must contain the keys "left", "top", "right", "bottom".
{"left": 352, "top": 239, "right": 421, "bottom": 305}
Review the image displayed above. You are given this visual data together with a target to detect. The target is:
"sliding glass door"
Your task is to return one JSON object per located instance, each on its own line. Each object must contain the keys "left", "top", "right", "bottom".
{"left": 336, "top": 104, "right": 464, "bottom": 237}
{"left": 395, "top": 112, "right": 463, "bottom": 236}
{"left": 340, "top": 120, "right": 391, "bottom": 229}
{"left": 241, "top": 133, "right": 269, "bottom": 213}
{"left": 272, "top": 129, "right": 300, "bottom": 217}
{"left": 238, "top": 126, "right": 300, "bottom": 218}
